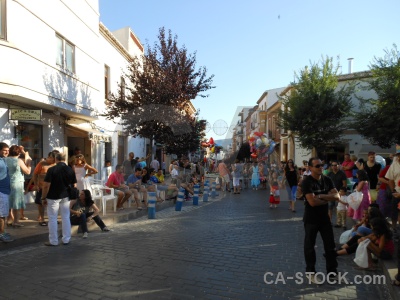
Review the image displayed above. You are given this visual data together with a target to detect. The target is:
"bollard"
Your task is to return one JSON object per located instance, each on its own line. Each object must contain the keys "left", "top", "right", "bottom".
{"left": 203, "top": 183, "right": 209, "bottom": 202}
{"left": 211, "top": 181, "right": 217, "bottom": 198}
{"left": 147, "top": 192, "right": 156, "bottom": 219}
{"left": 193, "top": 184, "right": 199, "bottom": 205}
{"left": 175, "top": 187, "right": 185, "bottom": 211}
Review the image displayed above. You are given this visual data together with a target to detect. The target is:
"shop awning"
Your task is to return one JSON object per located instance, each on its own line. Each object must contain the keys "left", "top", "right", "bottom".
{"left": 66, "top": 124, "right": 112, "bottom": 143}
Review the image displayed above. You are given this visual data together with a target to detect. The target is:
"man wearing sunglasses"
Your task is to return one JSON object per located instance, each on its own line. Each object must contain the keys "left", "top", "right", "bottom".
{"left": 301, "top": 157, "right": 340, "bottom": 283}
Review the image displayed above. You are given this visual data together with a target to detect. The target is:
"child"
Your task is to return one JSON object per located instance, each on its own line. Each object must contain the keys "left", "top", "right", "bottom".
{"left": 269, "top": 170, "right": 281, "bottom": 208}
{"left": 335, "top": 187, "right": 348, "bottom": 230}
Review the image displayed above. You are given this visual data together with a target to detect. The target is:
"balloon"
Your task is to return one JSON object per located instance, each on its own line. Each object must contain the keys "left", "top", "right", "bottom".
{"left": 254, "top": 132, "right": 263, "bottom": 137}
{"left": 211, "top": 146, "right": 215, "bottom": 153}
{"left": 267, "top": 141, "right": 276, "bottom": 155}
{"left": 263, "top": 133, "right": 268, "bottom": 137}
{"left": 375, "top": 155, "right": 386, "bottom": 169}
{"left": 261, "top": 137, "right": 268, "bottom": 145}
{"left": 251, "top": 153, "right": 257, "bottom": 158}
{"left": 249, "top": 137, "right": 255, "bottom": 142}
{"left": 256, "top": 138, "right": 262, "bottom": 147}
{"left": 209, "top": 137, "right": 214, "bottom": 145}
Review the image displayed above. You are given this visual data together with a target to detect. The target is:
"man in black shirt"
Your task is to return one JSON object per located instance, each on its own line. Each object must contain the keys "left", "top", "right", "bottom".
{"left": 41, "top": 153, "right": 77, "bottom": 246}
{"left": 302, "top": 157, "right": 340, "bottom": 283}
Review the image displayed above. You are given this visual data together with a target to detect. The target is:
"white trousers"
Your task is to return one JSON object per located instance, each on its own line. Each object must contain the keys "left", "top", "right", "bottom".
{"left": 47, "top": 197, "right": 71, "bottom": 245}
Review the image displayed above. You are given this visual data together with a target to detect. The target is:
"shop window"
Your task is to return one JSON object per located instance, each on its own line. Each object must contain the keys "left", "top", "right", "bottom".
{"left": 0, "top": 0, "right": 6, "bottom": 40}
{"left": 56, "top": 34, "right": 75, "bottom": 73}
{"left": 16, "top": 122, "right": 43, "bottom": 179}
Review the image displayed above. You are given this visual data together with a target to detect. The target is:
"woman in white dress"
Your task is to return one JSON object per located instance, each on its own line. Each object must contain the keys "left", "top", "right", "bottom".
{"left": 73, "top": 154, "right": 98, "bottom": 192}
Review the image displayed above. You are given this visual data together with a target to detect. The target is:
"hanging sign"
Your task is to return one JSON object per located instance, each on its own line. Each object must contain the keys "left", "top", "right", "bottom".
{"left": 9, "top": 109, "right": 42, "bottom": 121}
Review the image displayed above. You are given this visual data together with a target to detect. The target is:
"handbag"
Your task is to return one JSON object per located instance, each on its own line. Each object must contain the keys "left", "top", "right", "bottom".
{"left": 339, "top": 229, "right": 353, "bottom": 244}
{"left": 353, "top": 238, "right": 371, "bottom": 268}
{"left": 347, "top": 191, "right": 363, "bottom": 210}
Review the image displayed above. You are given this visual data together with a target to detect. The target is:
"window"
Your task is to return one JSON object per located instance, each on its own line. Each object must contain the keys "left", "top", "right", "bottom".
{"left": 0, "top": 0, "right": 6, "bottom": 40}
{"left": 56, "top": 34, "right": 75, "bottom": 73}
{"left": 120, "top": 77, "right": 125, "bottom": 100}
{"left": 104, "top": 65, "right": 110, "bottom": 99}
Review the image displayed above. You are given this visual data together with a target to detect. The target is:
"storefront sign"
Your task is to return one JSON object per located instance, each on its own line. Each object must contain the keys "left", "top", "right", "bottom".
{"left": 9, "top": 109, "right": 42, "bottom": 121}
{"left": 88, "top": 132, "right": 111, "bottom": 143}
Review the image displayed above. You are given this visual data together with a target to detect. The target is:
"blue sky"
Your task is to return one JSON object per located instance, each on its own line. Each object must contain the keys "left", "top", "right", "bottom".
{"left": 99, "top": 0, "right": 399, "bottom": 140}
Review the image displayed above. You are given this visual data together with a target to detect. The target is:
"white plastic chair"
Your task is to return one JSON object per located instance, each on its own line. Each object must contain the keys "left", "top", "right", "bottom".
{"left": 86, "top": 178, "right": 117, "bottom": 216}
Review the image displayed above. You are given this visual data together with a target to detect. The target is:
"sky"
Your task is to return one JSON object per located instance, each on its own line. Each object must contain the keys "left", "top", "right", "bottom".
{"left": 99, "top": 0, "right": 400, "bottom": 141}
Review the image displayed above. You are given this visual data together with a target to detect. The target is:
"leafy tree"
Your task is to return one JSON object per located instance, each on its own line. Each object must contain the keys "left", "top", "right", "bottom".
{"left": 278, "top": 57, "right": 354, "bottom": 151}
{"left": 352, "top": 44, "right": 400, "bottom": 148}
{"left": 103, "top": 27, "right": 214, "bottom": 147}
{"left": 164, "top": 118, "right": 206, "bottom": 157}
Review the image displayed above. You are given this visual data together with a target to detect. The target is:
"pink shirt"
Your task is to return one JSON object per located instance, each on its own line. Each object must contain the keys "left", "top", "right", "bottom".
{"left": 341, "top": 160, "right": 354, "bottom": 178}
{"left": 218, "top": 162, "right": 229, "bottom": 176}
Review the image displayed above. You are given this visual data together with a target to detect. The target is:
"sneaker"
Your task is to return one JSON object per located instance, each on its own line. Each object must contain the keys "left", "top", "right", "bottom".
{"left": 83, "top": 232, "right": 88, "bottom": 239}
{"left": 0, "top": 233, "right": 14, "bottom": 243}
{"left": 102, "top": 227, "right": 110, "bottom": 232}
{"left": 44, "top": 241, "right": 58, "bottom": 246}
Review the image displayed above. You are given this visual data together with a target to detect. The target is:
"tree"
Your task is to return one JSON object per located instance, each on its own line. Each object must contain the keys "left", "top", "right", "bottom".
{"left": 103, "top": 27, "right": 214, "bottom": 147}
{"left": 164, "top": 118, "right": 206, "bottom": 158}
{"left": 278, "top": 57, "right": 354, "bottom": 151}
{"left": 352, "top": 44, "right": 400, "bottom": 148}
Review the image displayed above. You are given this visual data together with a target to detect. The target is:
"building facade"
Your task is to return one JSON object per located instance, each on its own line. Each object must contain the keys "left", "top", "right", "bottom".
{"left": 0, "top": 0, "right": 146, "bottom": 181}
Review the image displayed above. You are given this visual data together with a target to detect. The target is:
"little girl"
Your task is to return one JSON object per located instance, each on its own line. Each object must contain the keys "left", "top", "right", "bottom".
{"left": 269, "top": 170, "right": 281, "bottom": 208}
{"left": 251, "top": 162, "right": 260, "bottom": 190}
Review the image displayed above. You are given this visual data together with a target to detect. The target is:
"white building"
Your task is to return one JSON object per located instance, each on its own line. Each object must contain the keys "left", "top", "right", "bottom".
{"left": 0, "top": 0, "right": 145, "bottom": 179}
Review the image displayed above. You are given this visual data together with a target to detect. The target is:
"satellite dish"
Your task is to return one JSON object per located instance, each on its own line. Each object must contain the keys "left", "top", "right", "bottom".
{"left": 205, "top": 122, "right": 211, "bottom": 133}
{"left": 213, "top": 119, "right": 228, "bottom": 136}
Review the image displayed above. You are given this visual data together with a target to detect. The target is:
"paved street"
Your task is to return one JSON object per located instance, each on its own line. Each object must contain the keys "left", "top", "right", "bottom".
{"left": 0, "top": 189, "right": 392, "bottom": 300}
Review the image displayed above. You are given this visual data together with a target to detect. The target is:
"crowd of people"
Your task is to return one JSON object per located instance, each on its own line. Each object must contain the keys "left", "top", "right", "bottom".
{"left": 3, "top": 141, "right": 400, "bottom": 284}
{"left": 0, "top": 143, "right": 112, "bottom": 244}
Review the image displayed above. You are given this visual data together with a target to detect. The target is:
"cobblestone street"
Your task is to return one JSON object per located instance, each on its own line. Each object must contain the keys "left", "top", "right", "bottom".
{"left": 0, "top": 189, "right": 392, "bottom": 300}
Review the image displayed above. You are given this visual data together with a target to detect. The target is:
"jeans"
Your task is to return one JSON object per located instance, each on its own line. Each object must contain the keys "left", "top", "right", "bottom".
{"left": 70, "top": 212, "right": 106, "bottom": 233}
{"left": 286, "top": 186, "right": 297, "bottom": 201}
{"left": 304, "top": 222, "right": 338, "bottom": 274}
{"left": 47, "top": 197, "right": 71, "bottom": 245}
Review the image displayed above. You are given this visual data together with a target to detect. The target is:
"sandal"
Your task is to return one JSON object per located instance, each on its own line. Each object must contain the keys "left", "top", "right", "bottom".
{"left": 39, "top": 221, "right": 47, "bottom": 226}
{"left": 20, "top": 217, "right": 29, "bottom": 220}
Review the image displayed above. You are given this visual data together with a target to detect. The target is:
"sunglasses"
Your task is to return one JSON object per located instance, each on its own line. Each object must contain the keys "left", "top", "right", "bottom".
{"left": 331, "top": 164, "right": 338, "bottom": 167}
{"left": 312, "top": 164, "right": 324, "bottom": 168}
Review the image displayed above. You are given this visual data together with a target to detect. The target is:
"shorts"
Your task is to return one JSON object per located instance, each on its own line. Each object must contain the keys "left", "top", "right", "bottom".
{"left": 222, "top": 174, "right": 230, "bottom": 184}
{"left": 35, "top": 189, "right": 43, "bottom": 205}
{"left": 233, "top": 178, "right": 240, "bottom": 187}
{"left": 0, "top": 192, "right": 9, "bottom": 217}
